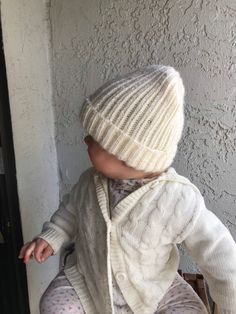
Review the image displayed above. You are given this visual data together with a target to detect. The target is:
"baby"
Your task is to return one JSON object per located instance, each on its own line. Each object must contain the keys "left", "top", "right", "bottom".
{"left": 19, "top": 65, "right": 236, "bottom": 314}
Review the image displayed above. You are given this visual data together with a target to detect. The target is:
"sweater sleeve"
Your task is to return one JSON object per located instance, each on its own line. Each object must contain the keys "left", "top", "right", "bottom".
{"left": 183, "top": 200, "right": 236, "bottom": 314}
{"left": 35, "top": 183, "right": 78, "bottom": 254}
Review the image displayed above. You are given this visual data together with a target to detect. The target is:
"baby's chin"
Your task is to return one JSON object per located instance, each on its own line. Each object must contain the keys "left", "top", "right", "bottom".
{"left": 97, "top": 167, "right": 152, "bottom": 180}
{"left": 93, "top": 165, "right": 134, "bottom": 179}
{"left": 97, "top": 169, "right": 133, "bottom": 180}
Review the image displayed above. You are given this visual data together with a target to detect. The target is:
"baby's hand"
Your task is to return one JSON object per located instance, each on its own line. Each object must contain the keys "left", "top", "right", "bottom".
{"left": 18, "top": 238, "right": 54, "bottom": 264}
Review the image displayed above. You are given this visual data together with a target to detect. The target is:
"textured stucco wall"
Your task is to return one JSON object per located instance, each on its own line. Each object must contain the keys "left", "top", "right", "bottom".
{"left": 1, "top": 1, "right": 59, "bottom": 313}
{"left": 50, "top": 0, "right": 236, "bottom": 273}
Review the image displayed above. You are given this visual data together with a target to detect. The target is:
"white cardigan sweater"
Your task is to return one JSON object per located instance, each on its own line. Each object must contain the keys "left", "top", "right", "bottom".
{"left": 38, "top": 167, "right": 236, "bottom": 314}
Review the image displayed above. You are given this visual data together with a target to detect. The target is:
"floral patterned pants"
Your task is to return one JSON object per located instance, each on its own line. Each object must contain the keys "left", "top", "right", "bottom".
{"left": 40, "top": 270, "right": 208, "bottom": 314}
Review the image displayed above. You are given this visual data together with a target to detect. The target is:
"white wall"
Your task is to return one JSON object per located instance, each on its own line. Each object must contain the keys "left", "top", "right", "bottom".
{"left": 1, "top": 1, "right": 59, "bottom": 313}
{"left": 50, "top": 0, "right": 236, "bottom": 273}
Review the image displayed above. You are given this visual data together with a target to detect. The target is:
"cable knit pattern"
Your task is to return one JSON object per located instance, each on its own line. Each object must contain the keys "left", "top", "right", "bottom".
{"left": 37, "top": 167, "right": 236, "bottom": 314}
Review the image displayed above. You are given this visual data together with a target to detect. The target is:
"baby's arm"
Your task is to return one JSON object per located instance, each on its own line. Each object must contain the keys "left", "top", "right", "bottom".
{"left": 37, "top": 186, "right": 78, "bottom": 253}
{"left": 19, "top": 183, "right": 79, "bottom": 263}
{"left": 183, "top": 205, "right": 236, "bottom": 314}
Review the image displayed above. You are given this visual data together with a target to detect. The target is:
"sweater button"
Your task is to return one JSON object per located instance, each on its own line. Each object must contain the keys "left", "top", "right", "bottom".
{"left": 116, "top": 272, "right": 126, "bottom": 282}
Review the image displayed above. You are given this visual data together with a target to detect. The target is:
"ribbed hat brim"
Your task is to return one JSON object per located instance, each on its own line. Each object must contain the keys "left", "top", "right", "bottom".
{"left": 80, "top": 103, "right": 178, "bottom": 173}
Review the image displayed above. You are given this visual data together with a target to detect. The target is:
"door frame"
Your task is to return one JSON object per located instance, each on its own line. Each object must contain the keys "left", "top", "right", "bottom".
{"left": 0, "top": 21, "right": 30, "bottom": 314}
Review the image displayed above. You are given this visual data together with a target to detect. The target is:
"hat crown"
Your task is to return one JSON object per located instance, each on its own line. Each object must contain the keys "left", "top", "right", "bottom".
{"left": 80, "top": 64, "right": 185, "bottom": 173}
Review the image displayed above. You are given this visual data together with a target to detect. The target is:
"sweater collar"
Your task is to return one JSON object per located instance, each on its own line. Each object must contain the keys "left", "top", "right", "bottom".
{"left": 93, "top": 167, "right": 177, "bottom": 224}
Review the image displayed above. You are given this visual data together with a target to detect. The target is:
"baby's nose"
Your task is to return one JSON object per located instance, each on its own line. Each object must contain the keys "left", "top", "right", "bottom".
{"left": 84, "top": 135, "right": 92, "bottom": 145}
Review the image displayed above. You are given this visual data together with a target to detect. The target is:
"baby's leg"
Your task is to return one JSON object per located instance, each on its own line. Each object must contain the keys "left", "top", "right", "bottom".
{"left": 40, "top": 270, "right": 85, "bottom": 314}
{"left": 155, "top": 272, "right": 208, "bottom": 314}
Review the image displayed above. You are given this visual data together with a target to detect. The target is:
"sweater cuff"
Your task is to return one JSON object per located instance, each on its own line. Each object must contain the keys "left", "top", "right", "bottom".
{"left": 34, "top": 228, "right": 69, "bottom": 254}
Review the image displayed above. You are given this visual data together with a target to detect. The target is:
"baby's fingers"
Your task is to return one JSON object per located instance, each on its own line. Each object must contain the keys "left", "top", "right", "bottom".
{"left": 21, "top": 241, "right": 36, "bottom": 264}
{"left": 40, "top": 245, "right": 54, "bottom": 263}
{"left": 34, "top": 239, "right": 51, "bottom": 263}
{"left": 19, "top": 242, "right": 31, "bottom": 258}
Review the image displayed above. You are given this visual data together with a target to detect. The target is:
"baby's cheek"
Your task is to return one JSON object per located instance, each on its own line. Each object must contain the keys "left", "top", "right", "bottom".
{"left": 88, "top": 149, "right": 109, "bottom": 170}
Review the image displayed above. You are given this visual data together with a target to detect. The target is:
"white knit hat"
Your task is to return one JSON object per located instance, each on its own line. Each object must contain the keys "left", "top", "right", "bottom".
{"left": 79, "top": 64, "right": 185, "bottom": 173}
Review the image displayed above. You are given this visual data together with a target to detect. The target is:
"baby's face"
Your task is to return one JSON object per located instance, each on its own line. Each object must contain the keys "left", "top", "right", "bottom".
{"left": 84, "top": 135, "right": 160, "bottom": 180}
